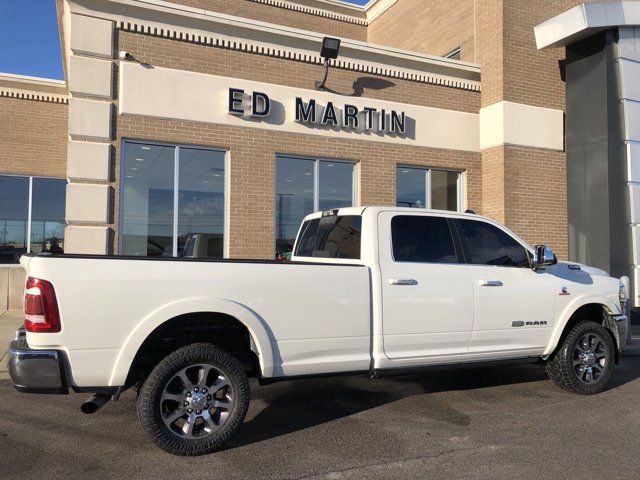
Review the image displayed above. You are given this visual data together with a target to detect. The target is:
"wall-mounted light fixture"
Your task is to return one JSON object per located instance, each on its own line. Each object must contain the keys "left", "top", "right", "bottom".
{"left": 118, "top": 50, "right": 134, "bottom": 61}
{"left": 316, "top": 37, "right": 341, "bottom": 91}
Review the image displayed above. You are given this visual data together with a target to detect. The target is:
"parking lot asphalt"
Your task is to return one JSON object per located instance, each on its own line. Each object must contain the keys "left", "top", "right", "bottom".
{"left": 1, "top": 353, "right": 640, "bottom": 480}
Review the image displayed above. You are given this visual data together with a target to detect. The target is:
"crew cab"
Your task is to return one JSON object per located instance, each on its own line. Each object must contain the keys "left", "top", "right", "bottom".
{"left": 8, "top": 207, "right": 629, "bottom": 456}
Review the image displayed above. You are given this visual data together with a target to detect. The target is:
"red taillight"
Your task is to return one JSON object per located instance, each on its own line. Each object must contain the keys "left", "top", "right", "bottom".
{"left": 24, "top": 276, "right": 61, "bottom": 333}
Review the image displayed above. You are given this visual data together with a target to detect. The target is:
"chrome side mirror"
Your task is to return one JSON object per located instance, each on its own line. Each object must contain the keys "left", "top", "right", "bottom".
{"left": 533, "top": 245, "right": 557, "bottom": 270}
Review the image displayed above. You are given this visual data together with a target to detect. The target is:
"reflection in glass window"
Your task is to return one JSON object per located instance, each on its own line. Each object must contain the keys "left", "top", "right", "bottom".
{"left": 31, "top": 178, "right": 67, "bottom": 255}
{"left": 391, "top": 215, "right": 457, "bottom": 263}
{"left": 295, "top": 215, "right": 362, "bottom": 259}
{"left": 178, "top": 148, "right": 225, "bottom": 258}
{"left": 0, "top": 175, "right": 67, "bottom": 264}
{"left": 396, "top": 167, "right": 462, "bottom": 211}
{"left": 0, "top": 176, "right": 29, "bottom": 263}
{"left": 121, "top": 143, "right": 175, "bottom": 257}
{"left": 431, "top": 170, "right": 460, "bottom": 211}
{"left": 120, "top": 142, "right": 226, "bottom": 258}
{"left": 275, "top": 157, "right": 314, "bottom": 259}
{"left": 318, "top": 161, "right": 354, "bottom": 212}
{"left": 396, "top": 167, "right": 427, "bottom": 208}
{"left": 457, "top": 219, "right": 529, "bottom": 268}
{"left": 275, "top": 156, "right": 355, "bottom": 258}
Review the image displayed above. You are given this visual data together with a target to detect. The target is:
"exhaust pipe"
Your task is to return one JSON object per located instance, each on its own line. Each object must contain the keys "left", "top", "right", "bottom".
{"left": 81, "top": 393, "right": 111, "bottom": 414}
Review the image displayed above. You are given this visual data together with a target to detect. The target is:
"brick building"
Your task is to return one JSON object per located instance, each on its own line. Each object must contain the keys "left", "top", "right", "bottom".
{"left": 1, "top": 0, "right": 638, "bottom": 309}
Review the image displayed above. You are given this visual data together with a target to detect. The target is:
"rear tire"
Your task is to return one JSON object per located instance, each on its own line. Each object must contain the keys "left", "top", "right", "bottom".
{"left": 546, "top": 321, "right": 615, "bottom": 395}
{"left": 137, "top": 343, "right": 250, "bottom": 456}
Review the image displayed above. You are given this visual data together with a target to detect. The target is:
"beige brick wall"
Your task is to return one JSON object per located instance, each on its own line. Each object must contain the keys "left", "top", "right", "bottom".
{"left": 479, "top": 145, "right": 568, "bottom": 260}
{"left": 113, "top": 29, "right": 482, "bottom": 258}
{"left": 116, "top": 117, "right": 481, "bottom": 258}
{"left": 475, "top": 0, "right": 504, "bottom": 108}
{"left": 480, "top": 146, "right": 504, "bottom": 223}
{"left": 117, "top": 30, "right": 480, "bottom": 113}
{"left": 502, "top": 146, "right": 568, "bottom": 259}
{"left": 475, "top": 0, "right": 618, "bottom": 259}
{"left": 490, "top": 159, "right": 568, "bottom": 256}
{"left": 502, "top": 0, "right": 617, "bottom": 110}
{"left": 167, "top": 0, "right": 367, "bottom": 41}
{"left": 368, "top": 0, "right": 476, "bottom": 62}
{"left": 0, "top": 96, "right": 68, "bottom": 177}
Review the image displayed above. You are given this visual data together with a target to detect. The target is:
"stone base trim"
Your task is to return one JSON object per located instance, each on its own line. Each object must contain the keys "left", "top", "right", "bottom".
{"left": 64, "top": 226, "right": 110, "bottom": 255}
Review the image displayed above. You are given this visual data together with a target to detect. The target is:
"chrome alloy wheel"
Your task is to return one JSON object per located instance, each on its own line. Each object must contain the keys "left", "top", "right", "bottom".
{"left": 572, "top": 333, "right": 608, "bottom": 384}
{"left": 160, "top": 363, "right": 233, "bottom": 439}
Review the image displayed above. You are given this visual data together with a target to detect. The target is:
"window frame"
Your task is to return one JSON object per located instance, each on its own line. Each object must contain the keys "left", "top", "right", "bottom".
{"left": 451, "top": 218, "right": 533, "bottom": 269}
{"left": 389, "top": 213, "right": 464, "bottom": 265}
{"left": 119, "top": 139, "right": 229, "bottom": 258}
{"left": 396, "top": 165, "right": 464, "bottom": 211}
{"left": 444, "top": 47, "right": 462, "bottom": 60}
{"left": 0, "top": 173, "right": 67, "bottom": 260}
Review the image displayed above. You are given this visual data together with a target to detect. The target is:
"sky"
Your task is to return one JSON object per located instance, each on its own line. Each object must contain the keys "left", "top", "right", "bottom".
{"left": 0, "top": 0, "right": 367, "bottom": 80}
{"left": 0, "top": 0, "right": 64, "bottom": 79}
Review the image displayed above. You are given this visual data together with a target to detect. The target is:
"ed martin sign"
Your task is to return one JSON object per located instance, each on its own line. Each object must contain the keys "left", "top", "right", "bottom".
{"left": 119, "top": 63, "right": 480, "bottom": 151}
{"left": 228, "top": 88, "right": 407, "bottom": 135}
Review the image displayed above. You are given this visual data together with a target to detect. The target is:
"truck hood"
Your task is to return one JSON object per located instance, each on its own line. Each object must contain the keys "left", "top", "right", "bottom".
{"left": 556, "top": 261, "right": 609, "bottom": 277}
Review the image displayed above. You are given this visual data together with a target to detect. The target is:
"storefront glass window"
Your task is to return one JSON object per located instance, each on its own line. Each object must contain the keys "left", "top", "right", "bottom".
{"left": 275, "top": 156, "right": 355, "bottom": 258}
{"left": 396, "top": 167, "right": 427, "bottom": 208}
{"left": 120, "top": 142, "right": 226, "bottom": 258}
{"left": 0, "top": 175, "right": 66, "bottom": 264}
{"left": 396, "top": 167, "right": 462, "bottom": 211}
{"left": 0, "top": 176, "right": 29, "bottom": 263}
{"left": 31, "top": 178, "right": 67, "bottom": 255}
{"left": 318, "top": 161, "right": 355, "bottom": 212}
{"left": 178, "top": 148, "right": 226, "bottom": 258}
{"left": 431, "top": 170, "right": 460, "bottom": 211}
{"left": 275, "top": 157, "right": 315, "bottom": 259}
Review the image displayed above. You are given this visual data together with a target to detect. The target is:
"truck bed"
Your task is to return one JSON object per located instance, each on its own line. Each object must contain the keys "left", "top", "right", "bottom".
{"left": 21, "top": 253, "right": 372, "bottom": 386}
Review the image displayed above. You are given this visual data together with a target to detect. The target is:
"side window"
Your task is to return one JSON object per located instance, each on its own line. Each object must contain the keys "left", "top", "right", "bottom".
{"left": 391, "top": 215, "right": 457, "bottom": 263}
{"left": 457, "top": 219, "right": 530, "bottom": 267}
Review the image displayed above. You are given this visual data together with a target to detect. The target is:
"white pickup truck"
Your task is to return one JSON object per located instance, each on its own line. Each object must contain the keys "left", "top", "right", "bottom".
{"left": 9, "top": 207, "right": 629, "bottom": 456}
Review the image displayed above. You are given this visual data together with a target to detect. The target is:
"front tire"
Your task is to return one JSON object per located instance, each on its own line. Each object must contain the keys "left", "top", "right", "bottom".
{"left": 546, "top": 321, "right": 615, "bottom": 395}
{"left": 137, "top": 343, "right": 250, "bottom": 456}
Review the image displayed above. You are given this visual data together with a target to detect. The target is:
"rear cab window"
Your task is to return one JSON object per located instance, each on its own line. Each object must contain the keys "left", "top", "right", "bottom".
{"left": 294, "top": 214, "right": 362, "bottom": 259}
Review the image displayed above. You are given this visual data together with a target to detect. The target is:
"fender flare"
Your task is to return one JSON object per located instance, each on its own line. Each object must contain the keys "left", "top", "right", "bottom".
{"left": 107, "top": 297, "right": 275, "bottom": 386}
{"left": 543, "top": 294, "right": 620, "bottom": 356}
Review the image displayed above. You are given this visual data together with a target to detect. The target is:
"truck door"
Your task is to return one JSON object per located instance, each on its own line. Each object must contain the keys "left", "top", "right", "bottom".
{"left": 453, "top": 218, "right": 558, "bottom": 354}
{"left": 378, "top": 212, "right": 474, "bottom": 359}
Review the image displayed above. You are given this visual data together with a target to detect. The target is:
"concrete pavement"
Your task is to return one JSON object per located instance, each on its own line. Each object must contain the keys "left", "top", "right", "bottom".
{"left": 2, "top": 357, "right": 640, "bottom": 479}
{"left": 2, "top": 308, "right": 640, "bottom": 479}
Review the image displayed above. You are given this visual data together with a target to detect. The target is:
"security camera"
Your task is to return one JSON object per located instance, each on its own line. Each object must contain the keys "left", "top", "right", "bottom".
{"left": 118, "top": 50, "right": 134, "bottom": 61}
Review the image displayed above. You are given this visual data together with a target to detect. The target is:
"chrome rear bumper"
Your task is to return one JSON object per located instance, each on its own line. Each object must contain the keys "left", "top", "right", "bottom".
{"left": 7, "top": 327, "right": 67, "bottom": 394}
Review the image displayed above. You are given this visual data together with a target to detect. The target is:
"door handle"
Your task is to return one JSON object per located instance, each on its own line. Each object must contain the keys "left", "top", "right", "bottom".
{"left": 479, "top": 280, "right": 503, "bottom": 287}
{"left": 388, "top": 278, "right": 418, "bottom": 286}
